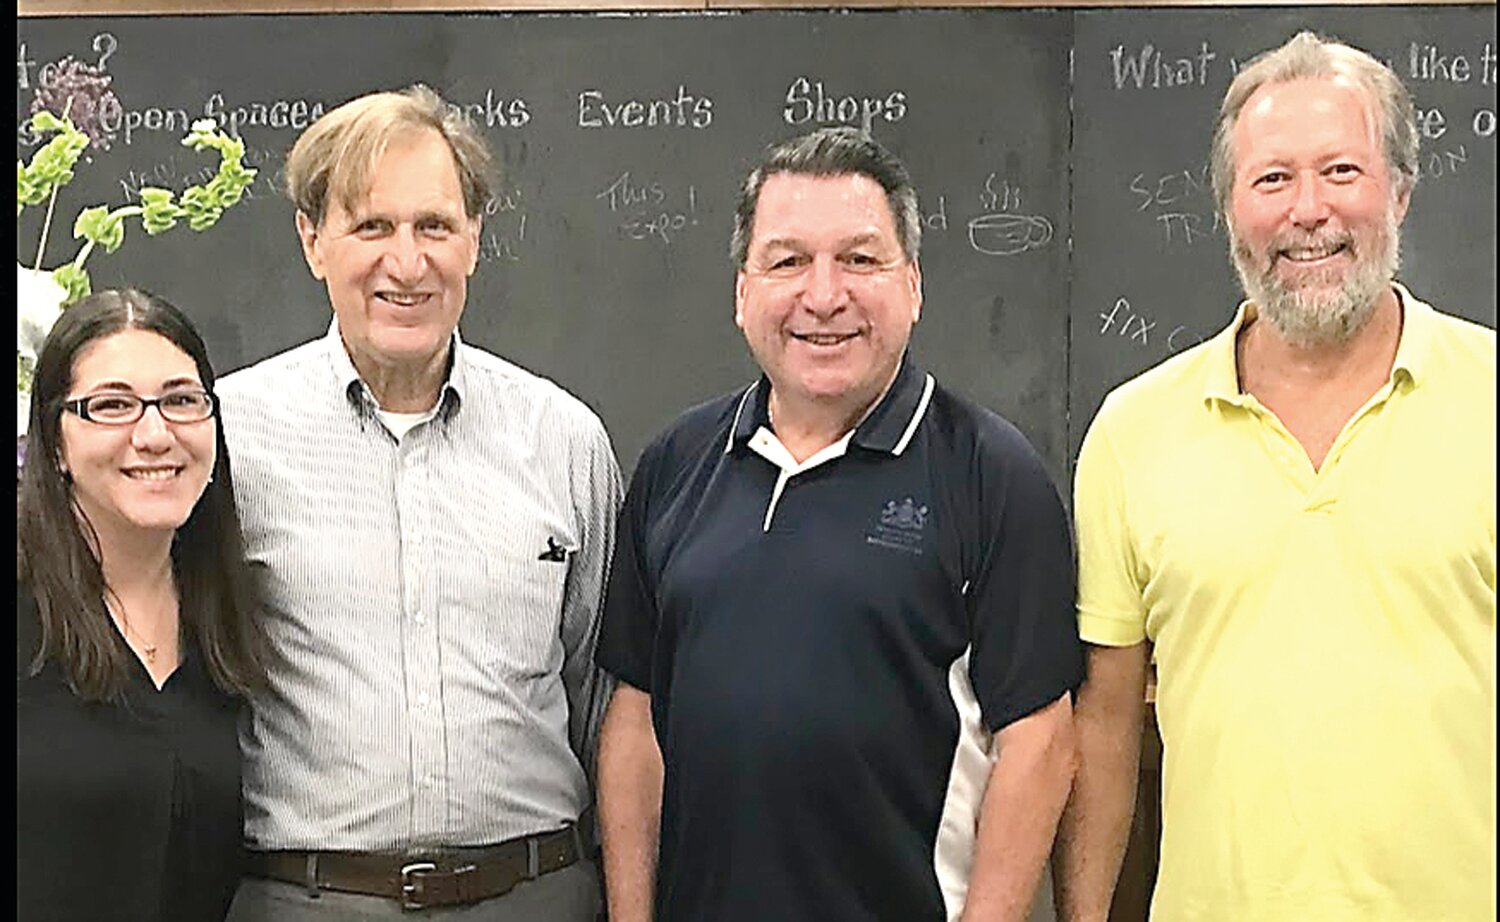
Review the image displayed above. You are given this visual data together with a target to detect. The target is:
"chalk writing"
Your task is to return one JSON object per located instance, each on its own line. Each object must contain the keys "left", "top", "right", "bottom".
{"left": 25, "top": 89, "right": 521, "bottom": 150}
{"left": 31, "top": 32, "right": 116, "bottom": 88}
{"left": 202, "top": 93, "right": 326, "bottom": 140}
{"left": 1168, "top": 324, "right": 1204, "bottom": 353}
{"left": 1407, "top": 41, "right": 1492, "bottom": 83}
{"left": 17, "top": 42, "right": 36, "bottom": 89}
{"left": 1127, "top": 167, "right": 1223, "bottom": 247}
{"left": 923, "top": 195, "right": 949, "bottom": 232}
{"left": 596, "top": 171, "right": 666, "bottom": 212}
{"left": 119, "top": 160, "right": 185, "bottom": 200}
{"left": 782, "top": 76, "right": 907, "bottom": 133}
{"left": 577, "top": 86, "right": 712, "bottom": 129}
{"left": 621, "top": 204, "right": 697, "bottom": 244}
{"left": 100, "top": 102, "right": 198, "bottom": 147}
{"left": 1416, "top": 106, "right": 1448, "bottom": 140}
{"left": 79, "top": 93, "right": 328, "bottom": 147}
{"left": 118, "top": 143, "right": 283, "bottom": 204}
{"left": 595, "top": 171, "right": 699, "bottom": 244}
{"left": 1102, "top": 298, "right": 1205, "bottom": 353}
{"left": 1420, "top": 144, "right": 1470, "bottom": 179}
{"left": 484, "top": 187, "right": 523, "bottom": 217}
{"left": 1099, "top": 298, "right": 1156, "bottom": 346}
{"left": 479, "top": 218, "right": 527, "bottom": 264}
{"left": 1128, "top": 165, "right": 1209, "bottom": 211}
{"left": 1156, "top": 212, "right": 1218, "bottom": 245}
{"left": 14, "top": 90, "right": 120, "bottom": 148}
{"left": 1109, "top": 41, "right": 1216, "bottom": 90}
{"left": 1409, "top": 104, "right": 1493, "bottom": 143}
{"left": 477, "top": 185, "right": 528, "bottom": 263}
{"left": 450, "top": 90, "right": 530, "bottom": 128}
{"left": 92, "top": 32, "right": 118, "bottom": 71}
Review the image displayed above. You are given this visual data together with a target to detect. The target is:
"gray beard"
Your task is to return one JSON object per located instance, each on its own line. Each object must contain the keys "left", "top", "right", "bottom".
{"left": 1231, "top": 220, "right": 1401, "bottom": 350}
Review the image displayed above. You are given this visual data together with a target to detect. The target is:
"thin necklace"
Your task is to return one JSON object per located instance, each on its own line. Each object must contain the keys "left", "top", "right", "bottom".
{"left": 105, "top": 598, "right": 160, "bottom": 663}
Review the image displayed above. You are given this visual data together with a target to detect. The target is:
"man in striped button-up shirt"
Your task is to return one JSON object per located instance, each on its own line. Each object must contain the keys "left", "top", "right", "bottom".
{"left": 219, "top": 86, "right": 620, "bottom": 921}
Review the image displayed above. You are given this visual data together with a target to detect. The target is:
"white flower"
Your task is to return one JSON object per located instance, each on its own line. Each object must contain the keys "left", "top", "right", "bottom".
{"left": 17, "top": 263, "right": 67, "bottom": 367}
{"left": 17, "top": 263, "right": 68, "bottom": 437}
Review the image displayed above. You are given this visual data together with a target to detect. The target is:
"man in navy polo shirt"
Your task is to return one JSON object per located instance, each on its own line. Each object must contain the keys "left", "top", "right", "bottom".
{"left": 595, "top": 127, "right": 1083, "bottom": 922}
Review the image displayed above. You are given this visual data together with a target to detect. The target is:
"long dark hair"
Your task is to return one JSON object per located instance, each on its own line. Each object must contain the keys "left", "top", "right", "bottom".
{"left": 17, "top": 288, "right": 268, "bottom": 701}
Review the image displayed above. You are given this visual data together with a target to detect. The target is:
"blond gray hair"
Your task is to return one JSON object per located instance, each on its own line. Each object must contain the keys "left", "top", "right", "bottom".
{"left": 1210, "top": 32, "right": 1418, "bottom": 217}
{"left": 284, "top": 84, "right": 495, "bottom": 226}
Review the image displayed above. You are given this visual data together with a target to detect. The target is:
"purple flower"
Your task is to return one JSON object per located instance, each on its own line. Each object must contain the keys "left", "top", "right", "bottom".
{"left": 31, "top": 56, "right": 121, "bottom": 152}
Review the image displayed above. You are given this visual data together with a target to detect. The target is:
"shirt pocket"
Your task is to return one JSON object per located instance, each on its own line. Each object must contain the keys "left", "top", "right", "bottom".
{"left": 449, "top": 521, "right": 575, "bottom": 683}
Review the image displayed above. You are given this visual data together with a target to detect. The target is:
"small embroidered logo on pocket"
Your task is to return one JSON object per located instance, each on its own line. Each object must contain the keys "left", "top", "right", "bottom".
{"left": 538, "top": 537, "right": 570, "bottom": 562}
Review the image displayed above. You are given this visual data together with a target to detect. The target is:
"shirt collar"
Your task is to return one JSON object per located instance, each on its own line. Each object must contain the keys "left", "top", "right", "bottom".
{"left": 725, "top": 351, "right": 934, "bottom": 456}
{"left": 322, "top": 319, "right": 466, "bottom": 421}
{"left": 851, "top": 351, "right": 933, "bottom": 454}
{"left": 1387, "top": 281, "right": 1434, "bottom": 388}
{"left": 1201, "top": 301, "right": 1254, "bottom": 407}
{"left": 1203, "top": 281, "right": 1432, "bottom": 407}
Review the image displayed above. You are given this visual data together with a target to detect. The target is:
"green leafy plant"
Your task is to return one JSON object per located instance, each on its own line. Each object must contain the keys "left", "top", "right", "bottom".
{"left": 18, "top": 110, "right": 258, "bottom": 304}
{"left": 16, "top": 111, "right": 90, "bottom": 214}
{"left": 16, "top": 108, "right": 257, "bottom": 422}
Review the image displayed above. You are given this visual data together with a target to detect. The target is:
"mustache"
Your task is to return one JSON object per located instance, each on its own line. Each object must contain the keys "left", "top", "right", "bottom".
{"left": 1268, "top": 231, "right": 1355, "bottom": 262}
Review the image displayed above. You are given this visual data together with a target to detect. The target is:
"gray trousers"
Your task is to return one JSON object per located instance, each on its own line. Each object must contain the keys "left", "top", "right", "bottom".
{"left": 224, "top": 860, "right": 601, "bottom": 922}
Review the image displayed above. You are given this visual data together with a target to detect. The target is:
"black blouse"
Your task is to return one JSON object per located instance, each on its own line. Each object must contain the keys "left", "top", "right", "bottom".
{"left": 17, "top": 589, "right": 245, "bottom": 922}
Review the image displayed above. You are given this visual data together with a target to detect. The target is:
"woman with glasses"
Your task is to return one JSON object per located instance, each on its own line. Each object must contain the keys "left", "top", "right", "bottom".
{"left": 17, "top": 289, "right": 268, "bottom": 921}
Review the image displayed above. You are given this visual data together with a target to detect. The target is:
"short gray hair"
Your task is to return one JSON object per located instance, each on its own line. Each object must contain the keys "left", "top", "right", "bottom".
{"left": 1210, "top": 31, "right": 1419, "bottom": 217}
{"left": 730, "top": 127, "right": 921, "bottom": 268}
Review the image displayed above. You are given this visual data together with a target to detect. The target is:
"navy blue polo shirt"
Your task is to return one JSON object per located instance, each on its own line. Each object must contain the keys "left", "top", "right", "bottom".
{"left": 598, "top": 353, "right": 1082, "bottom": 922}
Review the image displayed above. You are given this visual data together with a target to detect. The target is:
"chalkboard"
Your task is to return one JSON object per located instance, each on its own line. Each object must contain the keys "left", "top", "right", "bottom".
{"left": 16, "top": 8, "right": 1497, "bottom": 492}
{"left": 1070, "top": 6, "right": 1498, "bottom": 463}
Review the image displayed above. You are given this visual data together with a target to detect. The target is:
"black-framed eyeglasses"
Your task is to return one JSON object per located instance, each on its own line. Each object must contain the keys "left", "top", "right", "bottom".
{"left": 61, "top": 390, "right": 218, "bottom": 426}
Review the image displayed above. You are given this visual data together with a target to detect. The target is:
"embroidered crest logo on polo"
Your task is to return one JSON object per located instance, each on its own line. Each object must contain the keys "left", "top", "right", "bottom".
{"left": 867, "top": 496, "right": 929, "bottom": 554}
{"left": 881, "top": 497, "right": 928, "bottom": 530}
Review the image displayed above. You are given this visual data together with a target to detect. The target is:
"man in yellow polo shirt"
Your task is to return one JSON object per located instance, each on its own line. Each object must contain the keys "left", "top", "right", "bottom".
{"left": 1053, "top": 31, "right": 1496, "bottom": 922}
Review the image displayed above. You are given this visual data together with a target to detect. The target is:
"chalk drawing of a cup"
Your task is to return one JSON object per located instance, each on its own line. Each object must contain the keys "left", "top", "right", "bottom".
{"left": 968, "top": 213, "right": 1054, "bottom": 255}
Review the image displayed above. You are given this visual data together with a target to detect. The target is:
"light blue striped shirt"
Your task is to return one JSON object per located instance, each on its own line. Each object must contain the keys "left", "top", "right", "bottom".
{"left": 218, "top": 323, "right": 621, "bottom": 850}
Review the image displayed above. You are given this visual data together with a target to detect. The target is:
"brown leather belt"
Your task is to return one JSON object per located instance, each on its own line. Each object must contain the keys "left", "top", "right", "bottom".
{"left": 246, "top": 825, "right": 586, "bottom": 910}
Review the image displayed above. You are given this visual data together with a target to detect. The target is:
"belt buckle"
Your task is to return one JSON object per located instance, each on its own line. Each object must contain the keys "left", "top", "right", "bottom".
{"left": 400, "top": 861, "right": 438, "bottom": 910}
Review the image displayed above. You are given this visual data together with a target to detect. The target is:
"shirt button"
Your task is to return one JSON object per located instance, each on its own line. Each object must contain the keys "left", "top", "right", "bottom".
{"left": 417, "top": 692, "right": 431, "bottom": 707}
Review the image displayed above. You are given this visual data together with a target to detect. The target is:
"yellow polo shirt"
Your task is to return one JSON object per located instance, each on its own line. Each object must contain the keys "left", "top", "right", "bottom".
{"left": 1075, "top": 285, "right": 1496, "bottom": 922}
